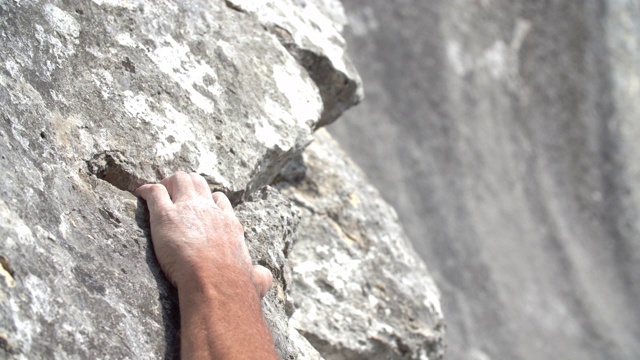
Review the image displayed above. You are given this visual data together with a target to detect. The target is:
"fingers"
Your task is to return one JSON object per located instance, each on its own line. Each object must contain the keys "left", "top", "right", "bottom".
{"left": 212, "top": 192, "right": 234, "bottom": 213}
{"left": 252, "top": 265, "right": 273, "bottom": 298}
{"left": 135, "top": 184, "right": 173, "bottom": 214}
{"left": 161, "top": 171, "right": 196, "bottom": 202}
{"left": 189, "top": 173, "right": 213, "bottom": 199}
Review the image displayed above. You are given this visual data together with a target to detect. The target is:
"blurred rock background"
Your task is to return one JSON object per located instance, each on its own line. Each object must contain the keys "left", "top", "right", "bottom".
{"left": 330, "top": 1, "right": 640, "bottom": 359}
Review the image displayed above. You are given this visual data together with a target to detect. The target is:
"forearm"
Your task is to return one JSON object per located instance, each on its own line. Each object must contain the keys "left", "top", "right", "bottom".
{"left": 178, "top": 268, "right": 279, "bottom": 360}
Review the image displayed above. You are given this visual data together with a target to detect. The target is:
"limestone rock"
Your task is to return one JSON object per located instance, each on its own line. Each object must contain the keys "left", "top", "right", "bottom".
{"left": 226, "top": 0, "right": 363, "bottom": 127}
{"left": 0, "top": 0, "right": 329, "bottom": 357}
{"left": 0, "top": 0, "right": 444, "bottom": 359}
{"left": 235, "top": 187, "right": 323, "bottom": 360}
{"left": 278, "top": 129, "right": 445, "bottom": 360}
{"left": 1, "top": 0, "right": 323, "bottom": 199}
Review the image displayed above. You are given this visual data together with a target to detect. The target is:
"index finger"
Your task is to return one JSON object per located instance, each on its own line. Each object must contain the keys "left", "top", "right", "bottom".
{"left": 161, "top": 171, "right": 196, "bottom": 202}
{"left": 212, "top": 191, "right": 234, "bottom": 214}
{"left": 135, "top": 183, "right": 173, "bottom": 215}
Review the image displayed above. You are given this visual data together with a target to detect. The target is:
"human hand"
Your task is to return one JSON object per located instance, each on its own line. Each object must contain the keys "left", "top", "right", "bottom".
{"left": 135, "top": 171, "right": 273, "bottom": 298}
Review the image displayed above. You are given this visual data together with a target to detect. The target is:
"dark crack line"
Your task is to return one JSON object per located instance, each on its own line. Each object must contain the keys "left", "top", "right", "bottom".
{"left": 223, "top": 0, "right": 246, "bottom": 13}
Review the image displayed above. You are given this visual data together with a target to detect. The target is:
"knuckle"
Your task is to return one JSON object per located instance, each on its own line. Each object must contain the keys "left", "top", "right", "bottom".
{"left": 189, "top": 172, "right": 207, "bottom": 185}
{"left": 172, "top": 170, "right": 190, "bottom": 181}
{"left": 147, "top": 183, "right": 166, "bottom": 193}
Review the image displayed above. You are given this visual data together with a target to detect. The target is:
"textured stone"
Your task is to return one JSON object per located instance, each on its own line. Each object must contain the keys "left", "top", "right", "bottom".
{"left": 1, "top": 0, "right": 323, "bottom": 199}
{"left": 0, "top": 0, "right": 444, "bottom": 359}
{"left": 0, "top": 0, "right": 328, "bottom": 357}
{"left": 235, "top": 187, "right": 323, "bottom": 360}
{"left": 330, "top": 1, "right": 640, "bottom": 359}
{"left": 227, "top": 0, "right": 363, "bottom": 127}
{"left": 278, "top": 129, "right": 445, "bottom": 360}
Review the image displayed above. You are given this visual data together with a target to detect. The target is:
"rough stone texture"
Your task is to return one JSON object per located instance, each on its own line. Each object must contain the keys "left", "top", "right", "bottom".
{"left": 278, "top": 129, "right": 445, "bottom": 360}
{"left": 330, "top": 1, "right": 640, "bottom": 360}
{"left": 227, "top": 0, "right": 363, "bottom": 127}
{"left": 0, "top": 0, "right": 444, "bottom": 359}
{"left": 0, "top": 0, "right": 345, "bottom": 358}
{"left": 2, "top": 0, "right": 324, "bottom": 199}
{"left": 235, "top": 187, "right": 324, "bottom": 360}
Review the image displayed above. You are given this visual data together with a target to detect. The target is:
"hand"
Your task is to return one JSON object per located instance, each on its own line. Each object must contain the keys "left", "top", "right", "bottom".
{"left": 135, "top": 171, "right": 273, "bottom": 298}
{"left": 136, "top": 172, "right": 279, "bottom": 359}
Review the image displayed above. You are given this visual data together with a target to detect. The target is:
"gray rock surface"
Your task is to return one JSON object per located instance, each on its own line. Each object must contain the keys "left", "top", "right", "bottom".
{"left": 278, "top": 129, "right": 445, "bottom": 360}
{"left": 330, "top": 1, "right": 640, "bottom": 359}
{"left": 227, "top": 0, "right": 363, "bottom": 127}
{"left": 2, "top": 0, "right": 324, "bottom": 199}
{"left": 0, "top": 0, "right": 326, "bottom": 358}
{"left": 0, "top": 0, "right": 442, "bottom": 359}
{"left": 235, "top": 187, "right": 324, "bottom": 360}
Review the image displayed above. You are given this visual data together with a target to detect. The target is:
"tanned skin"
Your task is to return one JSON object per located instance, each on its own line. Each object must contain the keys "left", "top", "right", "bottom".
{"left": 135, "top": 171, "right": 279, "bottom": 360}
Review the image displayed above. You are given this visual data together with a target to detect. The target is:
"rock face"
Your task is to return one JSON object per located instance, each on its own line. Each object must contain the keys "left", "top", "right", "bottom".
{"left": 0, "top": 0, "right": 441, "bottom": 359}
{"left": 330, "top": 1, "right": 640, "bottom": 360}
{"left": 226, "top": 0, "right": 363, "bottom": 128}
{"left": 278, "top": 129, "right": 444, "bottom": 360}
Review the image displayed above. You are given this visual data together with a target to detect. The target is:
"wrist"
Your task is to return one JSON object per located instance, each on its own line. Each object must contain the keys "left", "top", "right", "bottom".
{"left": 175, "top": 260, "right": 261, "bottom": 302}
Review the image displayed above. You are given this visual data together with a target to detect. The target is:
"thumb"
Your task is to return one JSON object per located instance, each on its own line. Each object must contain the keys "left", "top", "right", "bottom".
{"left": 252, "top": 265, "right": 273, "bottom": 298}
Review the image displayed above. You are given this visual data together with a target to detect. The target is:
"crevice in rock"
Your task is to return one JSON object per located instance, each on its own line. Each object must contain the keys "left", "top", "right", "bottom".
{"left": 206, "top": 180, "right": 245, "bottom": 208}
{"left": 272, "top": 153, "right": 308, "bottom": 186}
{"left": 85, "top": 150, "right": 289, "bottom": 209}
{"left": 223, "top": 0, "right": 246, "bottom": 14}
{"left": 244, "top": 145, "right": 300, "bottom": 202}
{"left": 86, "top": 151, "right": 153, "bottom": 193}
